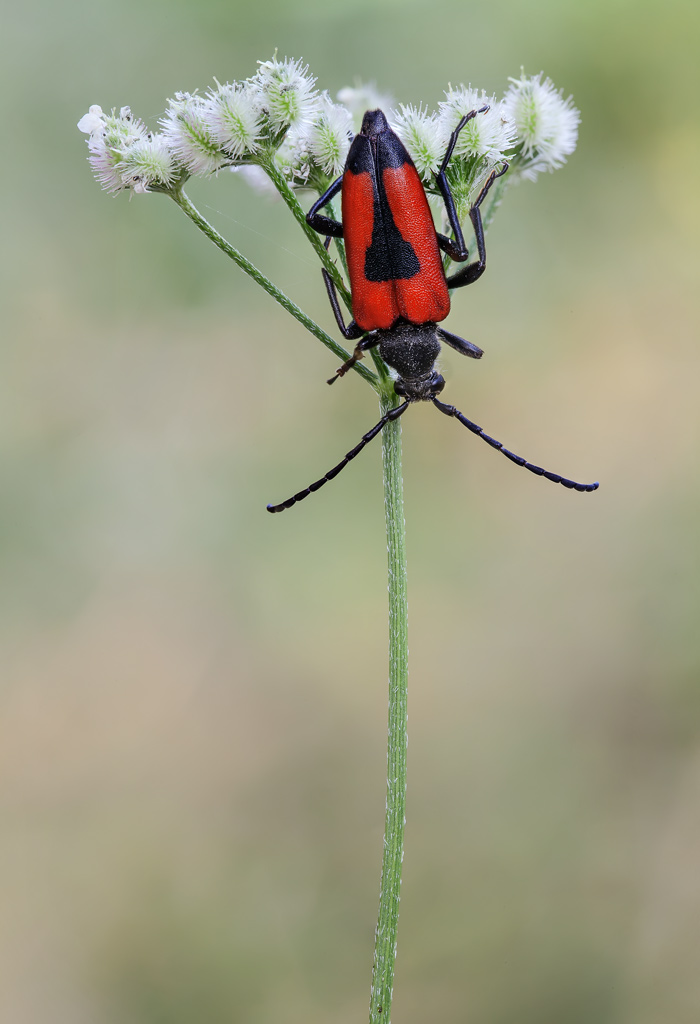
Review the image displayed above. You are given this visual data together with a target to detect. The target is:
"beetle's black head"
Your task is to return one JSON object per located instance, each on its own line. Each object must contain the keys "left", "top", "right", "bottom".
{"left": 378, "top": 320, "right": 445, "bottom": 401}
{"left": 360, "top": 109, "right": 390, "bottom": 138}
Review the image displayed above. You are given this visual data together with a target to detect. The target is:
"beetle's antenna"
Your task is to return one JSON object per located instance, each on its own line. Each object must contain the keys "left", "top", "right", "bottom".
{"left": 267, "top": 401, "right": 410, "bottom": 512}
{"left": 432, "top": 397, "right": 599, "bottom": 492}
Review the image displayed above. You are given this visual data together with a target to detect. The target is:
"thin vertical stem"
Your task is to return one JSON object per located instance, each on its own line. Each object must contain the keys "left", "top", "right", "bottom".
{"left": 369, "top": 391, "right": 409, "bottom": 1024}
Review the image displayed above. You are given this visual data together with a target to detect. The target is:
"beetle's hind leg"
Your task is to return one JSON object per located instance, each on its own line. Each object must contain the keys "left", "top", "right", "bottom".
{"left": 326, "top": 334, "right": 380, "bottom": 385}
{"left": 321, "top": 268, "right": 363, "bottom": 341}
{"left": 320, "top": 267, "right": 379, "bottom": 383}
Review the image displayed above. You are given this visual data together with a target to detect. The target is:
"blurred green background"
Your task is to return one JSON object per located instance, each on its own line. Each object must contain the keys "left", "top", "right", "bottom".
{"left": 2, "top": 0, "right": 700, "bottom": 1021}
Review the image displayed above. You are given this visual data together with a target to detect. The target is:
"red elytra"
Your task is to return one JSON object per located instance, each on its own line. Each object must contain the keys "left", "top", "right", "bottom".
{"left": 342, "top": 158, "right": 450, "bottom": 332}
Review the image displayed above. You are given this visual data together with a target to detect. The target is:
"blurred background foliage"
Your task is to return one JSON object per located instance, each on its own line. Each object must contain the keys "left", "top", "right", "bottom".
{"left": 2, "top": 0, "right": 700, "bottom": 1021}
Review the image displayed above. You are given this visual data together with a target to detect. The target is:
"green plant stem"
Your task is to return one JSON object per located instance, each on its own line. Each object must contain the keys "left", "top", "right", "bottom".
{"left": 260, "top": 157, "right": 352, "bottom": 308}
{"left": 328, "top": 196, "right": 349, "bottom": 279}
{"left": 369, "top": 391, "right": 409, "bottom": 1024}
{"left": 174, "top": 182, "right": 407, "bottom": 1024}
{"left": 261, "top": 159, "right": 390, "bottom": 385}
{"left": 169, "top": 188, "right": 380, "bottom": 391}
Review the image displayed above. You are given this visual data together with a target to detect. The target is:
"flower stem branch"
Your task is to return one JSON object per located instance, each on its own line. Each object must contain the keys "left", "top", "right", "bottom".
{"left": 260, "top": 156, "right": 353, "bottom": 309}
{"left": 169, "top": 187, "right": 380, "bottom": 390}
{"left": 255, "top": 160, "right": 391, "bottom": 385}
{"left": 369, "top": 390, "right": 409, "bottom": 1024}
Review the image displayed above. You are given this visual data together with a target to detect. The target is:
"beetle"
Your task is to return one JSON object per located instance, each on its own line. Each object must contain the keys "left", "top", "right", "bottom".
{"left": 266, "top": 107, "right": 598, "bottom": 513}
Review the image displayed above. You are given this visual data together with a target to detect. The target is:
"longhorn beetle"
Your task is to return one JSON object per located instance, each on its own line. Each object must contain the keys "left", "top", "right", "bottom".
{"left": 266, "top": 107, "right": 598, "bottom": 513}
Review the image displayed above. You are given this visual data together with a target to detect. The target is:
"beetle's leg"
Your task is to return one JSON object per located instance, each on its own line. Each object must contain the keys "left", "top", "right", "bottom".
{"left": 432, "top": 396, "right": 599, "bottom": 492}
{"left": 326, "top": 334, "right": 380, "bottom": 385}
{"left": 267, "top": 401, "right": 410, "bottom": 513}
{"left": 320, "top": 268, "right": 375, "bottom": 383}
{"left": 437, "top": 328, "right": 483, "bottom": 360}
{"left": 435, "top": 105, "right": 489, "bottom": 262}
{"left": 445, "top": 163, "right": 509, "bottom": 289}
{"left": 321, "top": 268, "right": 364, "bottom": 340}
{"left": 307, "top": 176, "right": 344, "bottom": 237}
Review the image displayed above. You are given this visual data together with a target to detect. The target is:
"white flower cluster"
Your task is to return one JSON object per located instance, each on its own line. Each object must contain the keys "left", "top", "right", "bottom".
{"left": 390, "top": 105, "right": 445, "bottom": 180}
{"left": 78, "top": 61, "right": 579, "bottom": 199}
{"left": 503, "top": 72, "right": 580, "bottom": 181}
{"left": 252, "top": 56, "right": 319, "bottom": 135}
{"left": 160, "top": 92, "right": 230, "bottom": 177}
{"left": 438, "top": 87, "right": 518, "bottom": 164}
{"left": 77, "top": 105, "right": 176, "bottom": 195}
{"left": 389, "top": 75, "right": 578, "bottom": 192}
{"left": 78, "top": 55, "right": 353, "bottom": 196}
{"left": 390, "top": 91, "right": 515, "bottom": 215}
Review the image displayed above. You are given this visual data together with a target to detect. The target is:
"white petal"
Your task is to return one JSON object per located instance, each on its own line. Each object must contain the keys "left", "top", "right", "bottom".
{"left": 77, "top": 106, "right": 104, "bottom": 134}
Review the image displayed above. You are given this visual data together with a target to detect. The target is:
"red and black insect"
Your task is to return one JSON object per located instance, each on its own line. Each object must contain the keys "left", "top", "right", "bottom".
{"left": 267, "top": 107, "right": 598, "bottom": 512}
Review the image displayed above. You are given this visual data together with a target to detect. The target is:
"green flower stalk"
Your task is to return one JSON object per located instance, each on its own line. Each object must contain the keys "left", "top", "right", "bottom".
{"left": 78, "top": 56, "right": 581, "bottom": 1024}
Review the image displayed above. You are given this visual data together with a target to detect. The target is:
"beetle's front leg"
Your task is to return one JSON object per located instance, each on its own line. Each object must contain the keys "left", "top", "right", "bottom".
{"left": 306, "top": 176, "right": 344, "bottom": 237}
{"left": 446, "top": 162, "right": 509, "bottom": 289}
{"left": 435, "top": 105, "right": 489, "bottom": 262}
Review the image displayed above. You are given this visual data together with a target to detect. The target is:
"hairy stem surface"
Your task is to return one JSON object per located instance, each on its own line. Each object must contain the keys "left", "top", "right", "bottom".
{"left": 369, "top": 391, "right": 409, "bottom": 1024}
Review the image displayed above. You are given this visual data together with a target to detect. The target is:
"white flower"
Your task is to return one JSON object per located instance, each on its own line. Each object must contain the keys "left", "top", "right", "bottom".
{"left": 390, "top": 104, "right": 445, "bottom": 181}
{"left": 85, "top": 140, "right": 125, "bottom": 194}
{"left": 504, "top": 72, "right": 579, "bottom": 179}
{"left": 78, "top": 104, "right": 148, "bottom": 149}
{"left": 78, "top": 104, "right": 154, "bottom": 194}
{"left": 275, "top": 125, "right": 314, "bottom": 186}
{"left": 438, "top": 87, "right": 517, "bottom": 163}
{"left": 306, "top": 93, "right": 352, "bottom": 176}
{"left": 337, "top": 80, "right": 395, "bottom": 130}
{"left": 204, "top": 80, "right": 263, "bottom": 159}
{"left": 77, "top": 104, "right": 106, "bottom": 136}
{"left": 160, "top": 92, "right": 227, "bottom": 176}
{"left": 252, "top": 55, "right": 319, "bottom": 133}
{"left": 118, "top": 134, "right": 177, "bottom": 193}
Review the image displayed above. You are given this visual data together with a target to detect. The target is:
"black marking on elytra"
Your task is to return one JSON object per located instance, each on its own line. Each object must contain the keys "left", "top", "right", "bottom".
{"left": 364, "top": 188, "right": 420, "bottom": 282}
{"left": 364, "top": 135, "right": 420, "bottom": 283}
{"left": 359, "top": 109, "right": 389, "bottom": 138}
{"left": 345, "top": 133, "right": 374, "bottom": 176}
{"left": 346, "top": 126, "right": 421, "bottom": 283}
{"left": 376, "top": 129, "right": 412, "bottom": 170}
